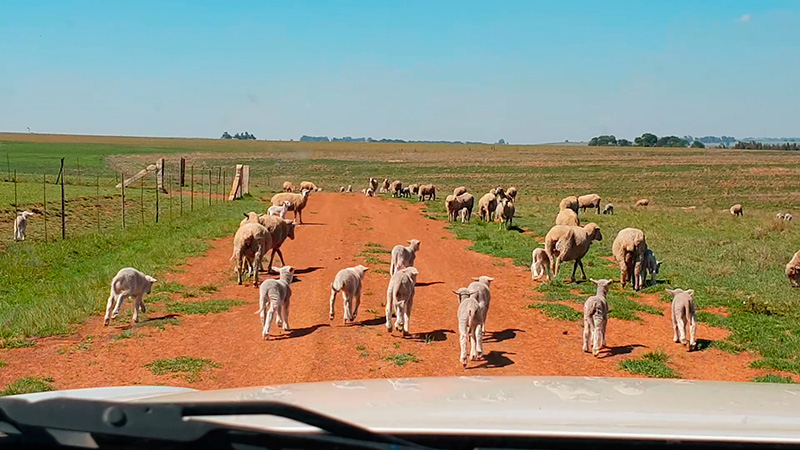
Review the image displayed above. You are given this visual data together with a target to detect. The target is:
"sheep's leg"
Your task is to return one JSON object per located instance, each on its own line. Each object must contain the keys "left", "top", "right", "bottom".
{"left": 236, "top": 258, "right": 243, "bottom": 285}
{"left": 403, "top": 296, "right": 413, "bottom": 336}
{"left": 672, "top": 312, "right": 680, "bottom": 343}
{"left": 474, "top": 325, "right": 483, "bottom": 358}
{"left": 385, "top": 293, "right": 393, "bottom": 332}
{"left": 571, "top": 261, "right": 579, "bottom": 282}
{"left": 578, "top": 260, "right": 587, "bottom": 280}
{"left": 552, "top": 255, "right": 561, "bottom": 278}
{"left": 677, "top": 311, "right": 688, "bottom": 345}
{"left": 328, "top": 286, "right": 338, "bottom": 321}
{"left": 394, "top": 303, "right": 404, "bottom": 333}
{"left": 601, "top": 317, "right": 607, "bottom": 347}
{"left": 282, "top": 297, "right": 291, "bottom": 331}
{"left": 342, "top": 291, "right": 353, "bottom": 323}
{"left": 266, "top": 250, "right": 277, "bottom": 275}
{"left": 582, "top": 318, "right": 591, "bottom": 352}
{"left": 633, "top": 261, "right": 642, "bottom": 290}
{"left": 132, "top": 294, "right": 143, "bottom": 323}
{"left": 263, "top": 305, "right": 277, "bottom": 340}
{"left": 592, "top": 316, "right": 602, "bottom": 356}
{"left": 111, "top": 295, "right": 125, "bottom": 319}
{"left": 253, "top": 249, "right": 263, "bottom": 287}
{"left": 275, "top": 248, "right": 286, "bottom": 266}
{"left": 104, "top": 293, "right": 117, "bottom": 326}
{"left": 352, "top": 288, "right": 362, "bottom": 321}
{"left": 459, "top": 326, "right": 469, "bottom": 367}
{"left": 689, "top": 314, "right": 697, "bottom": 349}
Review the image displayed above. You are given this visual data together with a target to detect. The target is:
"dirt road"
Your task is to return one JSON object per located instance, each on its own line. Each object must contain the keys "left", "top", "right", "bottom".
{"left": 0, "top": 193, "right": 766, "bottom": 389}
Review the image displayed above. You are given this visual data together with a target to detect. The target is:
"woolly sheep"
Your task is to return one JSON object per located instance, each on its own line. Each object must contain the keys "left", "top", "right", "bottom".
{"left": 231, "top": 222, "right": 272, "bottom": 286}
{"left": 13, "top": 211, "right": 35, "bottom": 241}
{"left": 346, "top": 185, "right": 352, "bottom": 193}
{"left": 544, "top": 223, "right": 603, "bottom": 281}
{"left": 385, "top": 267, "right": 419, "bottom": 335}
{"left": 559, "top": 195, "right": 579, "bottom": 213}
{"left": 498, "top": 198, "right": 515, "bottom": 230}
{"left": 270, "top": 189, "right": 311, "bottom": 224}
{"left": 369, "top": 178, "right": 379, "bottom": 192}
{"left": 603, "top": 203, "right": 614, "bottom": 215}
{"left": 267, "top": 201, "right": 292, "bottom": 219}
{"left": 786, "top": 250, "right": 800, "bottom": 287}
{"left": 418, "top": 184, "right": 436, "bottom": 201}
{"left": 329, "top": 265, "right": 369, "bottom": 323}
{"left": 390, "top": 180, "right": 403, "bottom": 197}
{"left": 640, "top": 248, "right": 662, "bottom": 288}
{"left": 103, "top": 267, "right": 157, "bottom": 326}
{"left": 339, "top": 186, "right": 345, "bottom": 193}
{"left": 365, "top": 187, "right": 375, "bottom": 197}
{"left": 667, "top": 288, "right": 697, "bottom": 350}
{"left": 578, "top": 193, "right": 602, "bottom": 214}
{"left": 531, "top": 248, "right": 551, "bottom": 281}
{"left": 506, "top": 187, "right": 517, "bottom": 201}
{"left": 408, "top": 183, "right": 420, "bottom": 195}
{"left": 453, "top": 186, "right": 467, "bottom": 197}
{"left": 458, "top": 207, "right": 469, "bottom": 223}
{"left": 612, "top": 227, "right": 647, "bottom": 290}
{"left": 468, "top": 276, "right": 493, "bottom": 333}
{"left": 730, "top": 204, "right": 743, "bottom": 217}
{"left": 282, "top": 181, "right": 294, "bottom": 192}
{"left": 555, "top": 208, "right": 580, "bottom": 227}
{"left": 255, "top": 265, "right": 294, "bottom": 340}
{"left": 380, "top": 178, "right": 390, "bottom": 193}
{"left": 300, "top": 181, "right": 322, "bottom": 192}
{"left": 478, "top": 192, "right": 498, "bottom": 222}
{"left": 400, "top": 187, "right": 411, "bottom": 198}
{"left": 390, "top": 239, "right": 421, "bottom": 276}
{"left": 453, "top": 288, "right": 483, "bottom": 367}
{"left": 635, "top": 198, "right": 649, "bottom": 207}
{"left": 241, "top": 212, "right": 296, "bottom": 272}
{"left": 446, "top": 192, "right": 474, "bottom": 222}
{"left": 493, "top": 187, "right": 507, "bottom": 200}
{"left": 583, "top": 278, "right": 611, "bottom": 357}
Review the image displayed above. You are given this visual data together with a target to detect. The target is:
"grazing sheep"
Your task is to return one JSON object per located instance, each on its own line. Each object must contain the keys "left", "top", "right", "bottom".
{"left": 365, "top": 187, "right": 375, "bottom": 197}
{"left": 531, "top": 248, "right": 551, "bottom": 281}
{"left": 300, "top": 181, "right": 322, "bottom": 192}
{"left": 478, "top": 193, "right": 498, "bottom": 222}
{"left": 640, "top": 248, "right": 662, "bottom": 288}
{"left": 582, "top": 279, "right": 611, "bottom": 357}
{"left": 493, "top": 187, "right": 507, "bottom": 201}
{"left": 498, "top": 198, "right": 515, "bottom": 229}
{"left": 369, "top": 178, "right": 379, "bottom": 192}
{"left": 612, "top": 227, "right": 648, "bottom": 290}
{"left": 603, "top": 203, "right": 614, "bottom": 215}
{"left": 385, "top": 267, "right": 419, "bottom": 335}
{"left": 667, "top": 288, "right": 697, "bottom": 350}
{"left": 453, "top": 186, "right": 467, "bottom": 197}
{"left": 419, "top": 184, "right": 436, "bottom": 201}
{"left": 730, "top": 204, "right": 743, "bottom": 217}
{"left": 103, "top": 267, "right": 157, "bottom": 326}
{"left": 458, "top": 207, "right": 469, "bottom": 223}
{"left": 468, "top": 276, "right": 493, "bottom": 333}
{"left": 231, "top": 222, "right": 272, "bottom": 286}
{"left": 329, "top": 265, "right": 369, "bottom": 323}
{"left": 635, "top": 198, "right": 649, "bottom": 207}
{"left": 339, "top": 186, "right": 345, "bottom": 193}
{"left": 578, "top": 194, "right": 602, "bottom": 214}
{"left": 408, "top": 183, "right": 420, "bottom": 195}
{"left": 390, "top": 239, "right": 421, "bottom": 276}
{"left": 13, "top": 211, "right": 35, "bottom": 241}
{"left": 400, "top": 187, "right": 411, "bottom": 198}
{"left": 453, "top": 288, "right": 483, "bottom": 367}
{"left": 282, "top": 181, "right": 294, "bottom": 192}
{"left": 270, "top": 189, "right": 311, "bottom": 224}
{"left": 380, "top": 178, "right": 390, "bottom": 193}
{"left": 559, "top": 195, "right": 579, "bottom": 213}
{"left": 267, "top": 201, "right": 292, "bottom": 219}
{"left": 506, "top": 187, "right": 517, "bottom": 201}
{"left": 255, "top": 266, "right": 294, "bottom": 340}
{"left": 346, "top": 185, "right": 352, "bottom": 193}
{"left": 544, "top": 223, "right": 603, "bottom": 281}
{"left": 390, "top": 180, "right": 403, "bottom": 197}
{"left": 786, "top": 250, "right": 800, "bottom": 287}
{"left": 446, "top": 192, "right": 474, "bottom": 222}
{"left": 555, "top": 208, "right": 580, "bottom": 227}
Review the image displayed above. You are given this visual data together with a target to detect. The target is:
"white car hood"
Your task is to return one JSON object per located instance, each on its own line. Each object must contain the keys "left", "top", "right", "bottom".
{"left": 9, "top": 376, "right": 800, "bottom": 443}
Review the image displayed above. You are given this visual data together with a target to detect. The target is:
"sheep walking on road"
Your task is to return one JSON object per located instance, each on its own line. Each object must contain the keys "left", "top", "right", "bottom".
{"left": 329, "top": 265, "right": 369, "bottom": 323}
{"left": 390, "top": 239, "right": 421, "bottom": 276}
{"left": 531, "top": 248, "right": 551, "bottom": 281}
{"left": 453, "top": 288, "right": 483, "bottom": 367}
{"left": 667, "top": 288, "right": 697, "bottom": 350}
{"left": 468, "top": 276, "right": 493, "bottom": 334}
{"left": 271, "top": 189, "right": 311, "bottom": 224}
{"left": 13, "top": 211, "right": 35, "bottom": 241}
{"left": 583, "top": 279, "right": 611, "bottom": 357}
{"left": 544, "top": 223, "right": 603, "bottom": 282}
{"left": 385, "top": 267, "right": 419, "bottom": 336}
{"left": 419, "top": 184, "right": 436, "bottom": 201}
{"left": 231, "top": 222, "right": 272, "bottom": 286}
{"left": 267, "top": 201, "right": 292, "bottom": 219}
{"left": 255, "top": 266, "right": 295, "bottom": 340}
{"left": 104, "top": 267, "right": 157, "bottom": 326}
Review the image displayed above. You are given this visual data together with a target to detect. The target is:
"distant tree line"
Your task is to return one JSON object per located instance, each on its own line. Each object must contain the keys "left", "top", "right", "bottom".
{"left": 299, "top": 135, "right": 507, "bottom": 145}
{"left": 588, "top": 133, "right": 704, "bottom": 148}
{"left": 733, "top": 141, "right": 800, "bottom": 151}
{"left": 221, "top": 131, "right": 257, "bottom": 140}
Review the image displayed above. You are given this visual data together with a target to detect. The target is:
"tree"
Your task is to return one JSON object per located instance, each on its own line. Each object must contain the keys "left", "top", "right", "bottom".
{"left": 497, "top": 139, "right": 506, "bottom": 145}
{"left": 618, "top": 139, "right": 631, "bottom": 147}
{"left": 634, "top": 133, "right": 658, "bottom": 147}
{"left": 691, "top": 140, "right": 705, "bottom": 148}
{"left": 655, "top": 136, "right": 689, "bottom": 147}
{"left": 588, "top": 135, "right": 617, "bottom": 146}
{"left": 220, "top": 131, "right": 232, "bottom": 140}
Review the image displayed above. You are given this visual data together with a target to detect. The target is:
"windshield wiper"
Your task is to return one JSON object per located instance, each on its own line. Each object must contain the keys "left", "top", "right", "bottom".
{"left": 0, "top": 397, "right": 433, "bottom": 449}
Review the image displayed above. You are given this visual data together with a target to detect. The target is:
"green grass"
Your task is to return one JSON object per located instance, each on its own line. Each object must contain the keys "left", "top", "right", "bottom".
{"left": 607, "top": 293, "right": 663, "bottom": 321}
{"left": 362, "top": 255, "right": 389, "bottom": 265}
{"left": 373, "top": 268, "right": 389, "bottom": 275}
{"left": 355, "top": 345, "right": 366, "bottom": 351}
{"left": 0, "top": 376, "right": 55, "bottom": 396}
{"left": 0, "top": 338, "right": 36, "bottom": 349}
{"left": 131, "top": 316, "right": 180, "bottom": 331}
{"left": 0, "top": 360, "right": 6, "bottom": 368}
{"left": 167, "top": 299, "right": 245, "bottom": 315}
{"left": 198, "top": 284, "right": 219, "bottom": 294}
{"left": 113, "top": 330, "right": 141, "bottom": 340}
{"left": 753, "top": 374, "right": 795, "bottom": 383}
{"left": 527, "top": 303, "right": 582, "bottom": 321}
{"left": 384, "top": 353, "right": 419, "bottom": 367}
{"left": 619, "top": 350, "right": 680, "bottom": 378}
{"left": 153, "top": 281, "right": 190, "bottom": 294}
{"left": 145, "top": 356, "right": 220, "bottom": 376}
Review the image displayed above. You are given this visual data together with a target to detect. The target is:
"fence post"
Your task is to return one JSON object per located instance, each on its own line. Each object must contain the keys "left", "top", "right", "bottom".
{"left": 121, "top": 172, "right": 126, "bottom": 229}
{"left": 190, "top": 165, "right": 194, "bottom": 211}
{"left": 208, "top": 169, "right": 212, "bottom": 206}
{"left": 168, "top": 171, "right": 172, "bottom": 221}
{"left": 43, "top": 174, "right": 47, "bottom": 242}
{"left": 5, "top": 153, "right": 9, "bottom": 181}
{"left": 140, "top": 178, "right": 144, "bottom": 225}
{"left": 96, "top": 176, "right": 100, "bottom": 233}
{"left": 180, "top": 158, "right": 186, "bottom": 187}
{"left": 155, "top": 169, "right": 159, "bottom": 224}
{"left": 59, "top": 158, "right": 65, "bottom": 240}
{"left": 13, "top": 170, "right": 17, "bottom": 213}
{"left": 222, "top": 169, "right": 226, "bottom": 202}
{"left": 179, "top": 171, "right": 183, "bottom": 216}
{"left": 77, "top": 157, "right": 81, "bottom": 186}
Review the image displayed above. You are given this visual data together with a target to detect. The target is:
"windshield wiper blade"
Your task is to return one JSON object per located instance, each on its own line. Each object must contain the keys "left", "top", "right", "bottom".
{"left": 0, "top": 397, "right": 432, "bottom": 449}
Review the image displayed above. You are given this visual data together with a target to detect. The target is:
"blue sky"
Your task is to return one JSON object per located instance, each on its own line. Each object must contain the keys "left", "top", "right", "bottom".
{"left": 1, "top": 1, "right": 798, "bottom": 143}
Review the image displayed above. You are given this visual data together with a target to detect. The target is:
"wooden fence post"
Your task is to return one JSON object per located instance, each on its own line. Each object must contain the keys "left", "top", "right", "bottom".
{"left": 121, "top": 172, "right": 126, "bottom": 229}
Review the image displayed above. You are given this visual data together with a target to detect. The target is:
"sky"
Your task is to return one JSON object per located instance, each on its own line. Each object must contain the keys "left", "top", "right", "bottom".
{"left": 1, "top": 1, "right": 798, "bottom": 144}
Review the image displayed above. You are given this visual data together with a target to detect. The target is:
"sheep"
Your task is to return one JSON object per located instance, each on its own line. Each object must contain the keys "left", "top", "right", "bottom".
{"left": 468, "top": 276, "right": 493, "bottom": 333}
{"left": 380, "top": 178, "right": 390, "bottom": 193}
{"left": 544, "top": 223, "right": 603, "bottom": 281}
{"left": 506, "top": 187, "right": 517, "bottom": 201}
{"left": 346, "top": 185, "right": 352, "bottom": 193}
{"left": 103, "top": 267, "right": 157, "bottom": 326}
{"left": 667, "top": 288, "right": 697, "bottom": 350}
{"left": 582, "top": 279, "right": 611, "bottom": 357}
{"left": 270, "top": 189, "right": 311, "bottom": 224}
{"left": 260, "top": 216, "right": 297, "bottom": 273}
{"left": 555, "top": 208, "right": 580, "bottom": 226}
{"left": 255, "top": 265, "right": 294, "bottom": 340}
{"left": 603, "top": 203, "right": 614, "bottom": 215}
{"left": 231, "top": 222, "right": 272, "bottom": 286}
{"left": 498, "top": 198, "right": 515, "bottom": 230}
{"left": 635, "top": 198, "right": 650, "bottom": 207}
{"left": 267, "top": 201, "right": 292, "bottom": 219}
{"left": 786, "top": 250, "right": 800, "bottom": 287}
{"left": 493, "top": 187, "right": 507, "bottom": 201}
{"left": 559, "top": 195, "right": 579, "bottom": 213}
{"left": 385, "top": 267, "right": 418, "bottom": 335}
{"left": 300, "top": 181, "right": 322, "bottom": 192}
{"left": 730, "top": 204, "right": 743, "bottom": 217}
{"left": 339, "top": 186, "right": 345, "bottom": 193}
{"left": 369, "top": 178, "right": 379, "bottom": 192}
{"left": 453, "top": 288, "right": 483, "bottom": 367}
{"left": 13, "top": 211, "right": 35, "bottom": 241}
{"left": 389, "top": 180, "right": 403, "bottom": 197}
{"left": 578, "top": 193, "right": 602, "bottom": 214}
{"left": 329, "top": 265, "right": 369, "bottom": 323}
{"left": 400, "top": 187, "right": 411, "bottom": 198}
{"left": 408, "top": 183, "right": 420, "bottom": 195}
{"left": 446, "top": 192, "right": 474, "bottom": 222}
{"left": 531, "top": 248, "right": 552, "bottom": 281}
{"left": 365, "top": 187, "right": 375, "bottom": 197}
{"left": 612, "top": 227, "right": 648, "bottom": 290}
{"left": 282, "top": 181, "right": 294, "bottom": 192}
{"left": 390, "top": 239, "right": 420, "bottom": 276}
{"left": 453, "top": 186, "right": 467, "bottom": 197}
{"left": 478, "top": 193, "right": 498, "bottom": 222}
{"left": 640, "top": 248, "right": 662, "bottom": 288}
{"left": 418, "top": 184, "right": 436, "bottom": 201}
{"left": 458, "top": 207, "right": 470, "bottom": 223}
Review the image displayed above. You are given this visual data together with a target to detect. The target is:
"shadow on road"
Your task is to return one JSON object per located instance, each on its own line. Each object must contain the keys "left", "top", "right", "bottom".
{"left": 485, "top": 328, "right": 524, "bottom": 343}
{"left": 598, "top": 344, "right": 646, "bottom": 359}
{"left": 412, "top": 329, "right": 454, "bottom": 342}
{"left": 415, "top": 281, "right": 444, "bottom": 287}
{"left": 118, "top": 314, "right": 180, "bottom": 330}
{"left": 475, "top": 351, "right": 516, "bottom": 368}
{"left": 272, "top": 323, "right": 330, "bottom": 340}
{"left": 357, "top": 317, "right": 386, "bottom": 327}
{"left": 294, "top": 266, "right": 323, "bottom": 275}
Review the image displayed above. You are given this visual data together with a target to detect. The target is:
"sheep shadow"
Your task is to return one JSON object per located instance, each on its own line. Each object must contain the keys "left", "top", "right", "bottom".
{"left": 484, "top": 328, "right": 524, "bottom": 343}
{"left": 271, "top": 323, "right": 329, "bottom": 340}
{"left": 598, "top": 344, "right": 646, "bottom": 359}
{"left": 692, "top": 339, "right": 714, "bottom": 352}
{"left": 357, "top": 317, "right": 386, "bottom": 327}
{"left": 295, "top": 222, "right": 325, "bottom": 226}
{"left": 415, "top": 281, "right": 444, "bottom": 287}
{"left": 294, "top": 266, "right": 323, "bottom": 275}
{"left": 412, "top": 329, "right": 454, "bottom": 343}
{"left": 117, "top": 313, "right": 181, "bottom": 330}
{"left": 507, "top": 225, "right": 525, "bottom": 233}
{"left": 475, "top": 351, "right": 515, "bottom": 369}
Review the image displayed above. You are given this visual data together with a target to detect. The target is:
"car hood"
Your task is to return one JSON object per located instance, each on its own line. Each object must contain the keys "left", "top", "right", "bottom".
{"left": 9, "top": 376, "right": 800, "bottom": 443}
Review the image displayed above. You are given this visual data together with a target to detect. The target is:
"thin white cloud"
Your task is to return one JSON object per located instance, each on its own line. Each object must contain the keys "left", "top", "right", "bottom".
{"left": 738, "top": 13, "right": 752, "bottom": 22}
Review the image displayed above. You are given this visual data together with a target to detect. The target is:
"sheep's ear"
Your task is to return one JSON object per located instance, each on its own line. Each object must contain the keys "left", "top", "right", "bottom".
{"left": 471, "top": 277, "right": 480, "bottom": 281}
{"left": 657, "top": 260, "right": 663, "bottom": 268}
{"left": 666, "top": 289, "right": 676, "bottom": 295}
{"left": 145, "top": 276, "right": 157, "bottom": 283}
{"left": 243, "top": 212, "right": 249, "bottom": 218}
{"left": 485, "top": 276, "right": 494, "bottom": 281}
{"left": 452, "top": 290, "right": 461, "bottom": 296}
{"left": 686, "top": 289, "right": 695, "bottom": 297}
{"left": 590, "top": 278, "right": 597, "bottom": 284}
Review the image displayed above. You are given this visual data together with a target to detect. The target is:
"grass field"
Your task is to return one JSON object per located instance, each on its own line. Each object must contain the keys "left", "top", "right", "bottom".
{"left": 3, "top": 133, "right": 800, "bottom": 378}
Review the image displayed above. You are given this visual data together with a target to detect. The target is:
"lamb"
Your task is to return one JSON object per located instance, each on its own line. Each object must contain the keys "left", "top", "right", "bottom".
{"left": 453, "top": 186, "right": 467, "bottom": 197}
{"left": 635, "top": 198, "right": 649, "bottom": 207}
{"left": 559, "top": 195, "right": 579, "bottom": 213}
{"left": 478, "top": 193, "right": 498, "bottom": 222}
{"left": 555, "top": 208, "right": 580, "bottom": 226}
{"left": 385, "top": 267, "right": 418, "bottom": 335}
{"left": 13, "top": 211, "right": 35, "bottom": 241}
{"left": 339, "top": 186, "right": 345, "bottom": 193}
{"left": 365, "top": 187, "right": 375, "bottom": 197}
{"left": 400, "top": 187, "right": 411, "bottom": 198}
{"left": 369, "top": 178, "right": 379, "bottom": 192}
{"left": 458, "top": 207, "right": 469, "bottom": 223}
{"left": 506, "top": 187, "right": 517, "bottom": 201}
{"left": 282, "top": 181, "right": 294, "bottom": 192}
{"left": 453, "top": 288, "right": 483, "bottom": 367}
{"left": 389, "top": 180, "right": 403, "bottom": 197}
{"left": 380, "top": 178, "right": 390, "bottom": 193}
{"left": 544, "top": 223, "right": 603, "bottom": 281}
{"left": 531, "top": 248, "right": 552, "bottom": 281}
{"left": 493, "top": 187, "right": 507, "bottom": 200}
{"left": 582, "top": 279, "right": 611, "bottom": 357}
{"left": 730, "top": 204, "right": 743, "bottom": 217}
{"left": 390, "top": 239, "right": 420, "bottom": 276}
{"left": 408, "top": 183, "right": 420, "bottom": 195}
{"left": 786, "top": 250, "right": 800, "bottom": 287}
{"left": 255, "top": 265, "right": 294, "bottom": 340}
{"left": 498, "top": 198, "right": 515, "bottom": 230}
{"left": 468, "top": 276, "right": 493, "bottom": 333}
{"left": 612, "top": 227, "right": 648, "bottom": 290}
{"left": 640, "top": 248, "right": 662, "bottom": 288}
{"left": 446, "top": 193, "right": 474, "bottom": 222}
{"left": 418, "top": 184, "right": 436, "bottom": 201}
{"left": 578, "top": 193, "right": 602, "bottom": 214}
{"left": 267, "top": 201, "right": 292, "bottom": 219}
{"left": 346, "top": 185, "right": 352, "bottom": 193}
{"left": 103, "top": 267, "right": 157, "bottom": 326}
{"left": 300, "top": 181, "right": 322, "bottom": 192}
{"left": 667, "top": 288, "right": 697, "bottom": 350}
{"left": 328, "top": 265, "right": 369, "bottom": 323}
{"left": 270, "top": 189, "right": 311, "bottom": 224}
{"left": 231, "top": 222, "right": 272, "bottom": 286}
{"left": 777, "top": 213, "right": 793, "bottom": 221}
{"left": 603, "top": 203, "right": 614, "bottom": 215}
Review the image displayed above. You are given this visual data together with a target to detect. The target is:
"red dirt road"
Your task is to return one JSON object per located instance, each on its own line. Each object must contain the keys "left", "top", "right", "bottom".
{"left": 0, "top": 193, "right": 772, "bottom": 390}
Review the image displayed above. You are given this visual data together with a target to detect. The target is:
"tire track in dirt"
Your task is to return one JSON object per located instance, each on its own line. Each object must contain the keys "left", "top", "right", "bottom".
{"left": 0, "top": 193, "right": 771, "bottom": 389}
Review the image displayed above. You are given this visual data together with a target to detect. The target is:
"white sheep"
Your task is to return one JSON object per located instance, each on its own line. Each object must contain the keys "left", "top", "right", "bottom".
{"left": 578, "top": 193, "right": 602, "bottom": 214}
{"left": 531, "top": 248, "right": 552, "bottom": 281}
{"left": 458, "top": 207, "right": 469, "bottom": 223}
{"left": 635, "top": 198, "right": 650, "bottom": 207}
{"left": 730, "top": 203, "right": 743, "bottom": 217}
{"left": 453, "top": 186, "right": 467, "bottom": 197}
{"left": 667, "top": 288, "right": 697, "bottom": 350}
{"left": 544, "top": 223, "right": 603, "bottom": 281}
{"left": 453, "top": 287, "right": 483, "bottom": 367}
{"left": 385, "top": 267, "right": 419, "bottom": 335}
{"left": 777, "top": 212, "right": 793, "bottom": 221}
{"left": 640, "top": 248, "right": 662, "bottom": 288}
{"left": 390, "top": 180, "right": 403, "bottom": 197}
{"left": 380, "top": 178, "right": 390, "bottom": 193}
{"left": 282, "top": 181, "right": 294, "bottom": 192}
{"left": 603, "top": 203, "right": 614, "bottom": 215}
{"left": 555, "top": 208, "right": 579, "bottom": 226}
{"left": 346, "top": 185, "right": 352, "bottom": 193}
{"left": 240, "top": 213, "right": 296, "bottom": 273}
{"left": 339, "top": 186, "right": 345, "bottom": 193}
{"left": 612, "top": 227, "right": 647, "bottom": 290}
{"left": 13, "top": 211, "right": 35, "bottom": 241}
{"left": 559, "top": 195, "right": 579, "bottom": 213}
{"left": 498, "top": 198, "right": 515, "bottom": 230}
{"left": 103, "top": 267, "right": 157, "bottom": 326}
{"left": 400, "top": 187, "right": 411, "bottom": 198}
{"left": 267, "top": 201, "right": 292, "bottom": 219}
{"left": 231, "top": 222, "right": 272, "bottom": 286}
{"left": 300, "top": 181, "right": 322, "bottom": 192}
{"left": 583, "top": 278, "right": 611, "bottom": 357}
{"left": 418, "top": 184, "right": 436, "bottom": 201}
{"left": 329, "top": 265, "right": 369, "bottom": 323}
{"left": 408, "top": 183, "right": 420, "bottom": 195}
{"left": 446, "top": 193, "right": 474, "bottom": 222}
{"left": 786, "top": 250, "right": 800, "bottom": 287}
{"left": 255, "top": 265, "right": 295, "bottom": 340}
{"left": 365, "top": 187, "right": 375, "bottom": 197}
{"left": 468, "top": 276, "right": 493, "bottom": 334}
{"left": 390, "top": 239, "right": 420, "bottom": 276}
{"left": 271, "top": 189, "right": 311, "bottom": 224}
{"left": 506, "top": 186, "right": 517, "bottom": 201}
{"left": 478, "top": 192, "right": 498, "bottom": 222}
